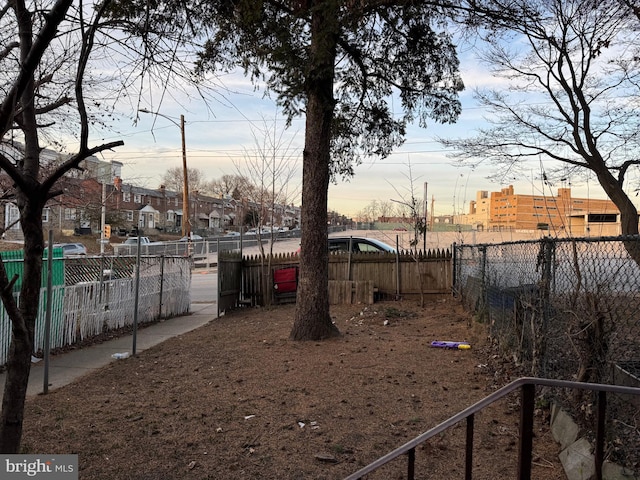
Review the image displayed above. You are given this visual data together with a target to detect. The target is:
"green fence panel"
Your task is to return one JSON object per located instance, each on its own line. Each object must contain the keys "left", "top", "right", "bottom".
{"left": 0, "top": 249, "right": 66, "bottom": 356}
{"left": 0, "top": 248, "right": 65, "bottom": 291}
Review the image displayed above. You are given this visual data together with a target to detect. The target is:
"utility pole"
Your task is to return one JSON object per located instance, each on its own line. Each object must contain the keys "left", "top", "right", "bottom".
{"left": 180, "top": 114, "right": 190, "bottom": 239}
{"left": 100, "top": 182, "right": 106, "bottom": 254}
{"left": 430, "top": 195, "right": 435, "bottom": 231}
{"left": 423, "top": 182, "right": 428, "bottom": 252}
{"left": 139, "top": 109, "right": 190, "bottom": 238}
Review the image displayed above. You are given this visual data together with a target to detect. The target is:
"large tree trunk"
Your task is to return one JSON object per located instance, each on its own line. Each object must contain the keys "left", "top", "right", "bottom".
{"left": 0, "top": 314, "right": 33, "bottom": 453}
{"left": 290, "top": 0, "right": 340, "bottom": 341}
{"left": 0, "top": 190, "right": 45, "bottom": 453}
{"left": 592, "top": 165, "right": 640, "bottom": 265}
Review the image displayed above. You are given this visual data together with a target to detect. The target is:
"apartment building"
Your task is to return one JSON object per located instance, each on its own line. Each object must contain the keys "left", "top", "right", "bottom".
{"left": 458, "top": 185, "right": 626, "bottom": 236}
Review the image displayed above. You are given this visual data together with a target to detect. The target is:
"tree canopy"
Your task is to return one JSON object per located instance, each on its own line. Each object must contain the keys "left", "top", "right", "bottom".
{"left": 195, "top": 1, "right": 464, "bottom": 177}
{"left": 161, "top": 166, "right": 208, "bottom": 194}
{"left": 111, "top": 0, "right": 465, "bottom": 339}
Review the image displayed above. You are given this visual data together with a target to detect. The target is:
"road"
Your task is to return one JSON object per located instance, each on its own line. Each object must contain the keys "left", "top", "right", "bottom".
{"left": 191, "top": 269, "right": 217, "bottom": 304}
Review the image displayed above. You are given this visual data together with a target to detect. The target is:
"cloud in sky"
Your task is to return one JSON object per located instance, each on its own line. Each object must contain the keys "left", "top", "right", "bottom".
{"left": 83, "top": 38, "right": 627, "bottom": 219}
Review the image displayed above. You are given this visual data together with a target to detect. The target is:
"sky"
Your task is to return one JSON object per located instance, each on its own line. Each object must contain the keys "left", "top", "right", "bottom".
{"left": 86, "top": 40, "right": 626, "bottom": 220}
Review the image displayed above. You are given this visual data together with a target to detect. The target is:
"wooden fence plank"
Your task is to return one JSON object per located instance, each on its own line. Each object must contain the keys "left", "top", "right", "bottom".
{"left": 329, "top": 281, "right": 353, "bottom": 305}
{"left": 354, "top": 280, "right": 374, "bottom": 304}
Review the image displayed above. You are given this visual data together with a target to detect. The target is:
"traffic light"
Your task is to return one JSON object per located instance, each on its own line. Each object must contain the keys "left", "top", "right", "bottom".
{"left": 103, "top": 224, "right": 111, "bottom": 238}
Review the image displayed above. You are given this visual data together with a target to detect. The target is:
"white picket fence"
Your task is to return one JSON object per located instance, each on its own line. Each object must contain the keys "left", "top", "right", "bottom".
{"left": 0, "top": 256, "right": 191, "bottom": 366}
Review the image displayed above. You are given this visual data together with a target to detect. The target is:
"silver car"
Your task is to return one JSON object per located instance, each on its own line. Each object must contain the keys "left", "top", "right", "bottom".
{"left": 53, "top": 243, "right": 88, "bottom": 256}
{"left": 328, "top": 237, "right": 396, "bottom": 254}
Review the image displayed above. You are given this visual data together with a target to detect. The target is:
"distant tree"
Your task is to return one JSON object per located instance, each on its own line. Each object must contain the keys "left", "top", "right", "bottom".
{"left": 390, "top": 162, "right": 427, "bottom": 305}
{"left": 161, "top": 166, "right": 207, "bottom": 195}
{"left": 208, "top": 174, "right": 254, "bottom": 201}
{"left": 234, "top": 117, "right": 300, "bottom": 253}
{"left": 379, "top": 200, "right": 394, "bottom": 222}
{"left": 231, "top": 117, "right": 302, "bottom": 305}
{"left": 363, "top": 200, "right": 380, "bottom": 225}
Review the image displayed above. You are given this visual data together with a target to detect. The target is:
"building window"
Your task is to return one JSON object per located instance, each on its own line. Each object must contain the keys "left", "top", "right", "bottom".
{"left": 134, "top": 194, "right": 142, "bottom": 204}
{"left": 174, "top": 197, "right": 179, "bottom": 207}
{"left": 588, "top": 213, "right": 617, "bottom": 223}
{"left": 126, "top": 210, "right": 134, "bottom": 222}
{"left": 64, "top": 208, "right": 76, "bottom": 220}
{"left": 42, "top": 207, "right": 50, "bottom": 223}
{"left": 167, "top": 211, "right": 175, "bottom": 222}
{"left": 6, "top": 204, "right": 19, "bottom": 230}
{"left": 123, "top": 192, "right": 131, "bottom": 203}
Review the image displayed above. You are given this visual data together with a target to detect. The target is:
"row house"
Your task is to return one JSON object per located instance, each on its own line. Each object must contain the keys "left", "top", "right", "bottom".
{"left": 107, "top": 179, "right": 241, "bottom": 235}
{"left": 7, "top": 181, "right": 300, "bottom": 239}
{"left": 1, "top": 149, "right": 302, "bottom": 237}
{"left": 103, "top": 183, "right": 300, "bottom": 236}
{"left": 5, "top": 176, "right": 105, "bottom": 238}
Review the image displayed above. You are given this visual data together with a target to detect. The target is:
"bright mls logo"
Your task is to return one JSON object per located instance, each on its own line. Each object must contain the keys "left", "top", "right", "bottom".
{"left": 1, "top": 455, "right": 78, "bottom": 479}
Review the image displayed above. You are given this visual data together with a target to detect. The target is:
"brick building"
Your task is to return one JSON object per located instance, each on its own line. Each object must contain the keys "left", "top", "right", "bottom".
{"left": 457, "top": 185, "right": 628, "bottom": 236}
{"left": 0, "top": 145, "right": 302, "bottom": 238}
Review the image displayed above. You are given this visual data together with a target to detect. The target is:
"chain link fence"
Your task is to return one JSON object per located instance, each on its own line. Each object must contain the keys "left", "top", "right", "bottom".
{"left": 454, "top": 236, "right": 640, "bottom": 467}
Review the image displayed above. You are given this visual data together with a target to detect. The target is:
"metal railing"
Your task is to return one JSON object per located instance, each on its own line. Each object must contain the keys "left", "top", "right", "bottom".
{"left": 344, "top": 377, "right": 640, "bottom": 480}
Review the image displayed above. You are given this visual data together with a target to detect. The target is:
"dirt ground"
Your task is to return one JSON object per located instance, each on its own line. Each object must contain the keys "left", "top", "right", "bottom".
{"left": 19, "top": 298, "right": 565, "bottom": 479}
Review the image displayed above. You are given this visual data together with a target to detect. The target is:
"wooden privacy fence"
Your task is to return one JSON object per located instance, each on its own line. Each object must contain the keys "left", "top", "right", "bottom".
{"left": 0, "top": 255, "right": 191, "bottom": 366}
{"left": 218, "top": 251, "right": 243, "bottom": 317}
{"left": 225, "top": 249, "right": 452, "bottom": 308}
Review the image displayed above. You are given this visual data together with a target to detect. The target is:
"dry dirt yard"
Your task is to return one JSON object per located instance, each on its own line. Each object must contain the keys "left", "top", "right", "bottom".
{"left": 21, "top": 299, "right": 565, "bottom": 479}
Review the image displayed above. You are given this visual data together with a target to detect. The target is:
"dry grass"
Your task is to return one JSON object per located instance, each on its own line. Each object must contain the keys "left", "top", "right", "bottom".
{"left": 20, "top": 299, "right": 564, "bottom": 479}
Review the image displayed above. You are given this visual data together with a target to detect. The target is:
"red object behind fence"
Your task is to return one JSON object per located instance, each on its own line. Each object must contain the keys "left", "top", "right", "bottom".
{"left": 273, "top": 267, "right": 298, "bottom": 293}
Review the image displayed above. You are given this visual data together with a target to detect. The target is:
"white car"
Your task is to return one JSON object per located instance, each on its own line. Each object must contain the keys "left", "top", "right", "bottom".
{"left": 179, "top": 234, "right": 203, "bottom": 241}
{"left": 53, "top": 243, "right": 88, "bottom": 256}
{"left": 123, "top": 236, "right": 152, "bottom": 245}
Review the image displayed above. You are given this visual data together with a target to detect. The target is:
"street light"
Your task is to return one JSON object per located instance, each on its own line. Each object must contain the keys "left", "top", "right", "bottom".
{"left": 139, "top": 109, "right": 190, "bottom": 238}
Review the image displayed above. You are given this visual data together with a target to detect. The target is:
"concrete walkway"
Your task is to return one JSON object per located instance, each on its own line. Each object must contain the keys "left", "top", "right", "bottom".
{"left": 0, "top": 302, "right": 217, "bottom": 401}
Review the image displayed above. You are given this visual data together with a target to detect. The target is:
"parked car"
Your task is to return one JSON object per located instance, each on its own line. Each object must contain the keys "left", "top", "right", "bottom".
{"left": 179, "top": 234, "right": 203, "bottom": 241}
{"left": 224, "top": 231, "right": 241, "bottom": 237}
{"left": 246, "top": 227, "right": 269, "bottom": 235}
{"left": 53, "top": 242, "right": 87, "bottom": 256}
{"left": 123, "top": 236, "right": 152, "bottom": 245}
{"left": 296, "top": 237, "right": 397, "bottom": 255}
{"left": 328, "top": 237, "right": 396, "bottom": 254}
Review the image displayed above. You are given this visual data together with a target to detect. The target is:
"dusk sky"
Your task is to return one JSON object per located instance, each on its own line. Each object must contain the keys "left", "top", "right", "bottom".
{"left": 83, "top": 39, "right": 628, "bottom": 220}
